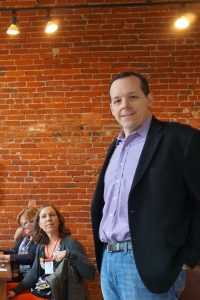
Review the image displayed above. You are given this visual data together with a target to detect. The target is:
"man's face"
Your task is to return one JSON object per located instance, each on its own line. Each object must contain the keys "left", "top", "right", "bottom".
{"left": 110, "top": 76, "right": 152, "bottom": 137}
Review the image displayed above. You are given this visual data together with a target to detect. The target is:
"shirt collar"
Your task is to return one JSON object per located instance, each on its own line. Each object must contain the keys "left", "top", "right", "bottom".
{"left": 117, "top": 115, "right": 152, "bottom": 143}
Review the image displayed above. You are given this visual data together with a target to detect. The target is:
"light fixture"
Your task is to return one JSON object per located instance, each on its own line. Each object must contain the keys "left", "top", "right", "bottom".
{"left": 45, "top": 9, "right": 58, "bottom": 34}
{"left": 7, "top": 10, "right": 19, "bottom": 35}
{"left": 174, "top": 13, "right": 196, "bottom": 29}
{"left": 1, "top": 2, "right": 199, "bottom": 35}
{"left": 45, "top": 20, "right": 58, "bottom": 33}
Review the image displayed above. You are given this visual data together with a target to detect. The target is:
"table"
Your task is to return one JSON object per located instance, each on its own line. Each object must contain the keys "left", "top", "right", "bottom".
{"left": 0, "top": 261, "right": 12, "bottom": 300}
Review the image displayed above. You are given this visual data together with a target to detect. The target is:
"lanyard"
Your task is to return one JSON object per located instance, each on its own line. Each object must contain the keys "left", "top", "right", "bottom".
{"left": 45, "top": 238, "right": 60, "bottom": 258}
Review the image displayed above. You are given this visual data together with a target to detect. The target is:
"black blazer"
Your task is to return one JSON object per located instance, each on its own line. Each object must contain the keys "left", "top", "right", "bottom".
{"left": 4, "top": 237, "right": 37, "bottom": 266}
{"left": 91, "top": 116, "right": 200, "bottom": 293}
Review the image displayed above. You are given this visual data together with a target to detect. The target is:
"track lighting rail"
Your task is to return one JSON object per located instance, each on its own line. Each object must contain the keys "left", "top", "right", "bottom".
{"left": 0, "top": 0, "right": 199, "bottom": 13}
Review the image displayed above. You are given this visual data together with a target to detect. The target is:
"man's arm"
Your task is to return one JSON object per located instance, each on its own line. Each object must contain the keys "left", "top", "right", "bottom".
{"left": 183, "top": 129, "right": 200, "bottom": 267}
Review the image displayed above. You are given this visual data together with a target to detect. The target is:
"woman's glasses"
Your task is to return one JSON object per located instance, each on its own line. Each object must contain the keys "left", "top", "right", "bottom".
{"left": 21, "top": 221, "right": 33, "bottom": 228}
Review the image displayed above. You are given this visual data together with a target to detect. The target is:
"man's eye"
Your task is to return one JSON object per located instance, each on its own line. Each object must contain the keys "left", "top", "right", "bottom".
{"left": 129, "top": 95, "right": 137, "bottom": 100}
{"left": 113, "top": 99, "right": 121, "bottom": 105}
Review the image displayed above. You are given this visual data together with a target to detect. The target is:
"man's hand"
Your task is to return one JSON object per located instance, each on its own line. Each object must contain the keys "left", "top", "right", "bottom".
{"left": 182, "top": 263, "right": 191, "bottom": 270}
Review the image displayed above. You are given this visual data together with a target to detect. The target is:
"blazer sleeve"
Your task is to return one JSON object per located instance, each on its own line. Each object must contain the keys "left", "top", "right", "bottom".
{"left": 62, "top": 236, "right": 95, "bottom": 280}
{"left": 183, "top": 129, "right": 200, "bottom": 267}
{"left": 9, "top": 240, "right": 37, "bottom": 266}
{"left": 13, "top": 244, "right": 41, "bottom": 295}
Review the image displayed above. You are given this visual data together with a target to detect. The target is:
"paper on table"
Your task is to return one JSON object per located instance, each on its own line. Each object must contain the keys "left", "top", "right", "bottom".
{"left": 0, "top": 267, "right": 7, "bottom": 271}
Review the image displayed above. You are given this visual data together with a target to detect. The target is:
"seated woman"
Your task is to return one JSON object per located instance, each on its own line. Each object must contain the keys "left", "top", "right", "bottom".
{"left": 7, "top": 205, "right": 95, "bottom": 300}
{"left": 0, "top": 206, "right": 37, "bottom": 281}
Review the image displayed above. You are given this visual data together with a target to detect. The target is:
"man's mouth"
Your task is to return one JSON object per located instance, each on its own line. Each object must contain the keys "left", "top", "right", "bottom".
{"left": 121, "top": 112, "right": 135, "bottom": 117}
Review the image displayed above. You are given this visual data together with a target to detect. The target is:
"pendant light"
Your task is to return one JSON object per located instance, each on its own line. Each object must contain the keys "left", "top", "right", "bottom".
{"left": 45, "top": 9, "right": 58, "bottom": 34}
{"left": 7, "top": 10, "right": 19, "bottom": 35}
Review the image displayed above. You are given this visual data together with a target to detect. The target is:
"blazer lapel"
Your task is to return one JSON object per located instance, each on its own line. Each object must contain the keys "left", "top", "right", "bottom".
{"left": 101, "top": 140, "right": 116, "bottom": 175}
{"left": 94, "top": 139, "right": 116, "bottom": 201}
{"left": 131, "top": 117, "right": 164, "bottom": 190}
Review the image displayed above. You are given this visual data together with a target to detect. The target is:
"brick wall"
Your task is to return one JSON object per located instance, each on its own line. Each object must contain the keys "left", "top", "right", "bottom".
{"left": 0, "top": 1, "right": 200, "bottom": 299}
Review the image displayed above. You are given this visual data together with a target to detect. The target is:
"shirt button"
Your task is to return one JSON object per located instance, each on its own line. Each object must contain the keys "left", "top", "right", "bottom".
{"left": 110, "top": 214, "right": 112, "bottom": 217}
{"left": 116, "top": 179, "right": 119, "bottom": 183}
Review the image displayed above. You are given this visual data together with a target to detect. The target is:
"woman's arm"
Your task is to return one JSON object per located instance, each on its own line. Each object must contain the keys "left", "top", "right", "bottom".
{"left": 0, "top": 239, "right": 37, "bottom": 266}
{"left": 14, "top": 227, "right": 24, "bottom": 243}
{"left": 13, "top": 245, "right": 41, "bottom": 295}
{"left": 9, "top": 241, "right": 37, "bottom": 265}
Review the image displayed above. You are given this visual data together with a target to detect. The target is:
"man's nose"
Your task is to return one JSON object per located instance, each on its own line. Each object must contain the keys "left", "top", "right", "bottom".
{"left": 121, "top": 98, "right": 129, "bottom": 108}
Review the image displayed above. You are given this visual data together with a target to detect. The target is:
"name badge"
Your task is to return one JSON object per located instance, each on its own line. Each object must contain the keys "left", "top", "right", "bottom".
{"left": 44, "top": 258, "right": 54, "bottom": 274}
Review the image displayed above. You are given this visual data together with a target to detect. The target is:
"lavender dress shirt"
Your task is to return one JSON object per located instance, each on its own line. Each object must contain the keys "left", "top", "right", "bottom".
{"left": 99, "top": 116, "right": 152, "bottom": 243}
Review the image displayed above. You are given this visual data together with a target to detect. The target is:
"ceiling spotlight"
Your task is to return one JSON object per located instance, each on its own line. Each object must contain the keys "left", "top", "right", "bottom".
{"left": 175, "top": 16, "right": 189, "bottom": 29}
{"left": 45, "top": 20, "right": 58, "bottom": 34}
{"left": 174, "top": 13, "right": 196, "bottom": 30}
{"left": 45, "top": 9, "right": 58, "bottom": 34}
{"left": 7, "top": 10, "right": 19, "bottom": 35}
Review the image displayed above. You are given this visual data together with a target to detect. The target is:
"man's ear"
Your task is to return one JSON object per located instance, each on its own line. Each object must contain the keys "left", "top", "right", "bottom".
{"left": 110, "top": 102, "right": 114, "bottom": 116}
{"left": 147, "top": 92, "right": 153, "bottom": 107}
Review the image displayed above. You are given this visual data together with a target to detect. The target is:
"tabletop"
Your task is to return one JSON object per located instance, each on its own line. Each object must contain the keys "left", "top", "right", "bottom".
{"left": 0, "top": 261, "right": 12, "bottom": 300}
{"left": 0, "top": 260, "right": 12, "bottom": 281}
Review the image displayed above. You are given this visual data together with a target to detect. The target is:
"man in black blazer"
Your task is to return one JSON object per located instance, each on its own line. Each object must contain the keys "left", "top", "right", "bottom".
{"left": 91, "top": 71, "right": 200, "bottom": 300}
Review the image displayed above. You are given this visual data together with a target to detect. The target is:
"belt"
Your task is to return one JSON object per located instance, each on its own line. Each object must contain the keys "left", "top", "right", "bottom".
{"left": 104, "top": 241, "right": 132, "bottom": 252}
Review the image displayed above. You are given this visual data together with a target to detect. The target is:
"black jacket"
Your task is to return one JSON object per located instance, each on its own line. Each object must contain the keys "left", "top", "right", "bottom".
{"left": 91, "top": 116, "right": 200, "bottom": 293}
{"left": 4, "top": 237, "right": 37, "bottom": 266}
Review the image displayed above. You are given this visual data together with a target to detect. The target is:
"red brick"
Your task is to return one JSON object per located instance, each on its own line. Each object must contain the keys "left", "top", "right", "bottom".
{"left": 0, "top": 3, "right": 200, "bottom": 299}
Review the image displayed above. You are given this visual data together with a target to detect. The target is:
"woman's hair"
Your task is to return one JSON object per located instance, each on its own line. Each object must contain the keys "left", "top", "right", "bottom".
{"left": 17, "top": 206, "right": 38, "bottom": 225}
{"left": 32, "top": 205, "right": 71, "bottom": 244}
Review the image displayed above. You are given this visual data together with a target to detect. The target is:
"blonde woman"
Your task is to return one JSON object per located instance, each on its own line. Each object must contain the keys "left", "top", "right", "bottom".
{"left": 0, "top": 206, "right": 37, "bottom": 281}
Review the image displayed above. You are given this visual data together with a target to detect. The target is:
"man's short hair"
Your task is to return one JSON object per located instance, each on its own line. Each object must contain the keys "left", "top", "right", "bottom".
{"left": 109, "top": 71, "right": 150, "bottom": 97}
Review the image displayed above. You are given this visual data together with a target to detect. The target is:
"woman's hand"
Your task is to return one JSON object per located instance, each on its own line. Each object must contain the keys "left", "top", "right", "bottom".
{"left": 7, "top": 291, "right": 16, "bottom": 299}
{"left": 14, "top": 227, "right": 24, "bottom": 243}
{"left": 0, "top": 253, "right": 10, "bottom": 262}
{"left": 53, "top": 250, "right": 67, "bottom": 262}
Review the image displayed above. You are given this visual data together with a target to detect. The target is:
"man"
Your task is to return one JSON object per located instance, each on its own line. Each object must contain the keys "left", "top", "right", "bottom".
{"left": 91, "top": 71, "right": 200, "bottom": 300}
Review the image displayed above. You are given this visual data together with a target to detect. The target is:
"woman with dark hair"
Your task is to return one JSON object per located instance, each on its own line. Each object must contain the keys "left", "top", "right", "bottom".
{"left": 7, "top": 205, "right": 95, "bottom": 300}
{"left": 0, "top": 206, "right": 37, "bottom": 281}
{"left": 32, "top": 205, "right": 71, "bottom": 245}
